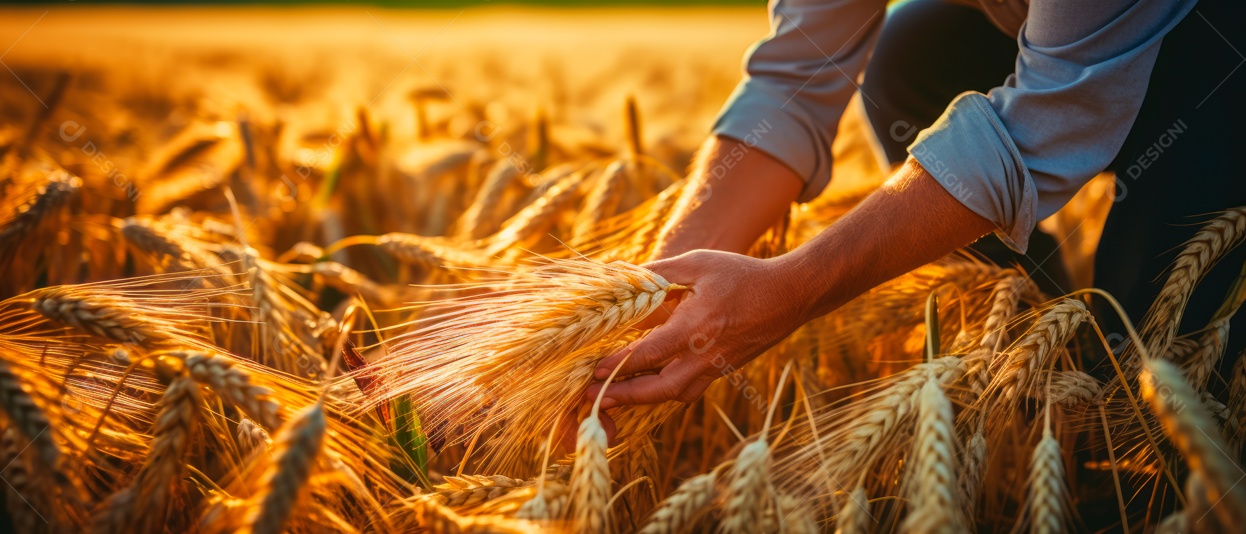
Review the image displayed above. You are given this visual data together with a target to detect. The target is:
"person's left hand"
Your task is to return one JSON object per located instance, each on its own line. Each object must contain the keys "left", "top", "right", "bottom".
{"left": 585, "top": 249, "right": 813, "bottom": 410}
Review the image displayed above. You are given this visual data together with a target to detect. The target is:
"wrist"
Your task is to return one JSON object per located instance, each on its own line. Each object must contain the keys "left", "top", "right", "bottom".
{"left": 768, "top": 246, "right": 844, "bottom": 324}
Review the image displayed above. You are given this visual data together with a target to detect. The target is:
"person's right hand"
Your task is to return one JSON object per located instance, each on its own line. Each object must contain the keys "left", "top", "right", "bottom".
{"left": 588, "top": 249, "right": 813, "bottom": 409}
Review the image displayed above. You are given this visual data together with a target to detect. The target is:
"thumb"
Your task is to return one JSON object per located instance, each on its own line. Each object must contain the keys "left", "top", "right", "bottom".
{"left": 595, "top": 310, "right": 700, "bottom": 379}
{"left": 643, "top": 251, "right": 711, "bottom": 287}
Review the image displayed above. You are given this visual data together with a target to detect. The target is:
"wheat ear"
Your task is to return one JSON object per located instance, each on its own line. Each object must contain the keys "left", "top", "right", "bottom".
{"left": 1228, "top": 352, "right": 1246, "bottom": 456}
{"left": 0, "top": 170, "right": 78, "bottom": 258}
{"left": 247, "top": 402, "right": 327, "bottom": 534}
{"left": 899, "top": 379, "right": 964, "bottom": 533}
{"left": 1028, "top": 428, "right": 1067, "bottom": 534}
{"left": 486, "top": 167, "right": 589, "bottom": 255}
{"left": 376, "top": 232, "right": 494, "bottom": 270}
{"left": 515, "top": 480, "right": 570, "bottom": 521}
{"left": 1181, "top": 319, "right": 1230, "bottom": 392}
{"left": 32, "top": 288, "right": 166, "bottom": 346}
{"left": 1027, "top": 370, "right": 1102, "bottom": 408}
{"left": 0, "top": 360, "right": 60, "bottom": 472}
{"left": 237, "top": 418, "right": 272, "bottom": 458}
{"left": 458, "top": 158, "right": 521, "bottom": 239}
{"left": 569, "top": 415, "right": 611, "bottom": 534}
{"left": 720, "top": 438, "right": 771, "bottom": 534}
{"left": 434, "top": 474, "right": 531, "bottom": 508}
{"left": 122, "top": 218, "right": 190, "bottom": 260}
{"left": 638, "top": 471, "right": 716, "bottom": 534}
{"left": 834, "top": 485, "right": 871, "bottom": 534}
{"left": 179, "top": 350, "right": 282, "bottom": 428}
{"left": 994, "top": 299, "right": 1088, "bottom": 400}
{"left": 1141, "top": 359, "right": 1246, "bottom": 527}
{"left": 777, "top": 494, "right": 819, "bottom": 534}
{"left": 959, "top": 430, "right": 987, "bottom": 526}
{"left": 1, "top": 427, "right": 49, "bottom": 533}
{"left": 95, "top": 374, "right": 201, "bottom": 532}
{"left": 574, "top": 159, "right": 629, "bottom": 239}
{"left": 1140, "top": 208, "right": 1246, "bottom": 361}
{"left": 980, "top": 276, "right": 1034, "bottom": 351}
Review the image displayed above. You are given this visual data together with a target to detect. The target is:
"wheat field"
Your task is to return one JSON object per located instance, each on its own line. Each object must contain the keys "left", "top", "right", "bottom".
{"left": 0, "top": 6, "right": 1241, "bottom": 533}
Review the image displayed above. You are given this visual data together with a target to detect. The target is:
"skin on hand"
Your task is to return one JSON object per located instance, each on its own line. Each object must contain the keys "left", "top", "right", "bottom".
{"left": 586, "top": 251, "right": 811, "bottom": 410}
{"left": 586, "top": 158, "right": 995, "bottom": 418}
{"left": 558, "top": 135, "right": 802, "bottom": 451}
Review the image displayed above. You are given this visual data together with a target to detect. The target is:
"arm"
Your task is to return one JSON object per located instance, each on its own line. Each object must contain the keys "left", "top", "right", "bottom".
{"left": 910, "top": 0, "right": 1196, "bottom": 252}
{"left": 653, "top": 136, "right": 803, "bottom": 258}
{"left": 590, "top": 0, "right": 1200, "bottom": 409}
{"left": 665, "top": 0, "right": 886, "bottom": 255}
{"left": 589, "top": 159, "right": 994, "bottom": 407}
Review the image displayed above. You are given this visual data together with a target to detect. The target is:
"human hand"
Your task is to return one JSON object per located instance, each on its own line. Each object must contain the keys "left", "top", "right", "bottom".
{"left": 585, "top": 249, "right": 812, "bottom": 409}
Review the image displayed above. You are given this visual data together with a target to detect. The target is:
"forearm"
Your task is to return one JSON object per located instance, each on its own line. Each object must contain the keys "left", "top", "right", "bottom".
{"left": 652, "top": 135, "right": 803, "bottom": 259}
{"left": 776, "top": 158, "right": 997, "bottom": 321}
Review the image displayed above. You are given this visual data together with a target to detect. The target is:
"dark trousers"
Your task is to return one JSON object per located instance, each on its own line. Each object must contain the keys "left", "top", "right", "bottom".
{"left": 860, "top": 0, "right": 1246, "bottom": 526}
{"left": 861, "top": 0, "right": 1246, "bottom": 361}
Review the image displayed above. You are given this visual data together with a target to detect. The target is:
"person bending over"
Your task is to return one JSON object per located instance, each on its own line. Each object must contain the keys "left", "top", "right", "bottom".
{"left": 587, "top": 0, "right": 1246, "bottom": 413}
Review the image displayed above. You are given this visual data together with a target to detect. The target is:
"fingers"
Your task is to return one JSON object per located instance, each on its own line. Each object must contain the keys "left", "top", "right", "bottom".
{"left": 593, "top": 356, "right": 705, "bottom": 409}
{"left": 644, "top": 251, "right": 710, "bottom": 286}
{"left": 595, "top": 313, "right": 698, "bottom": 379}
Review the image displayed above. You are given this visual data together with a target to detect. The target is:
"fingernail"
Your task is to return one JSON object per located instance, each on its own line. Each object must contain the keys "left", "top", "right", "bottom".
{"left": 600, "top": 398, "right": 618, "bottom": 410}
{"left": 594, "top": 367, "right": 611, "bottom": 379}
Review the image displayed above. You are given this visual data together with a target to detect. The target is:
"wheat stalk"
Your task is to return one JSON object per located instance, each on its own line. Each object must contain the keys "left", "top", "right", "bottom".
{"left": 721, "top": 438, "right": 772, "bottom": 534}
{"left": 376, "top": 232, "right": 496, "bottom": 270}
{"left": 899, "top": 379, "right": 963, "bottom": 533}
{"left": 247, "top": 402, "right": 327, "bottom": 534}
{"left": 569, "top": 415, "right": 610, "bottom": 533}
{"left": 122, "top": 218, "right": 192, "bottom": 262}
{"left": 416, "top": 496, "right": 542, "bottom": 534}
{"left": 1141, "top": 359, "right": 1246, "bottom": 527}
{"left": 638, "top": 471, "right": 716, "bottom": 534}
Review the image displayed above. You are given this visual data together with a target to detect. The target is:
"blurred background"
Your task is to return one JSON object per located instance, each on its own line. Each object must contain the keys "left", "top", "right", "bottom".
{"left": 0, "top": 1, "right": 784, "bottom": 182}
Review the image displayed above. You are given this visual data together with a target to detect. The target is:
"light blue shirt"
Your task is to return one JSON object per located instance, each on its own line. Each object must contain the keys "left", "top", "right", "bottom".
{"left": 712, "top": 0, "right": 1196, "bottom": 252}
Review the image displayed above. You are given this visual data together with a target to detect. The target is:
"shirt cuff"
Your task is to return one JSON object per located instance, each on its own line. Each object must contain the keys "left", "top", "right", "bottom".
{"left": 712, "top": 77, "right": 834, "bottom": 203}
{"left": 908, "top": 92, "right": 1038, "bottom": 253}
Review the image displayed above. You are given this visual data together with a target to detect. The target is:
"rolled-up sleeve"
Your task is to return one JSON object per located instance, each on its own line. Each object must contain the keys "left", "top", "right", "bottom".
{"left": 713, "top": 0, "right": 887, "bottom": 202}
{"left": 909, "top": 0, "right": 1196, "bottom": 253}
